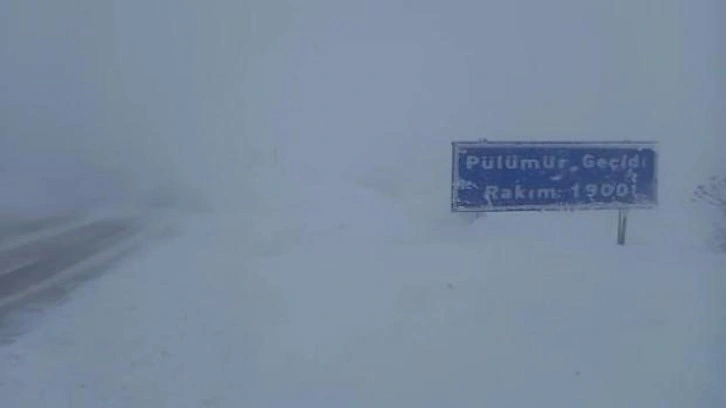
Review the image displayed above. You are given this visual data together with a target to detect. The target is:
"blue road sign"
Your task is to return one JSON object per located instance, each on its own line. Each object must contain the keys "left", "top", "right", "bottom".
{"left": 451, "top": 141, "right": 658, "bottom": 212}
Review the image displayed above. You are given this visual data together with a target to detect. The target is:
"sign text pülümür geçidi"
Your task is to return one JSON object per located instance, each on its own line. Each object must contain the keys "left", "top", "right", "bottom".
{"left": 464, "top": 153, "right": 649, "bottom": 173}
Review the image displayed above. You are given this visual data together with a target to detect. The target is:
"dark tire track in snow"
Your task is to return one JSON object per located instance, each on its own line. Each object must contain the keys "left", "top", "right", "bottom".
{"left": 0, "top": 215, "right": 175, "bottom": 345}
{"left": 0, "top": 215, "right": 79, "bottom": 247}
{"left": 0, "top": 219, "right": 139, "bottom": 300}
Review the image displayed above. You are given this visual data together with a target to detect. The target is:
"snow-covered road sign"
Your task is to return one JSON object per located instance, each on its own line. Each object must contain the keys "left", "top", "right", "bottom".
{"left": 451, "top": 141, "right": 658, "bottom": 212}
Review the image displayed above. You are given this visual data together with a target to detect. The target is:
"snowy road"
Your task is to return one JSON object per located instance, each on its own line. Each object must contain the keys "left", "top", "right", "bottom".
{"left": 0, "top": 216, "right": 78, "bottom": 247}
{"left": 0, "top": 213, "right": 167, "bottom": 344}
{"left": 0, "top": 219, "right": 138, "bottom": 300}
{"left": 0, "top": 211, "right": 724, "bottom": 407}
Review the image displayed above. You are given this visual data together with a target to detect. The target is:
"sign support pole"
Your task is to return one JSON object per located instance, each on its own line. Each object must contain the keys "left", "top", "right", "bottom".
{"left": 617, "top": 209, "right": 629, "bottom": 246}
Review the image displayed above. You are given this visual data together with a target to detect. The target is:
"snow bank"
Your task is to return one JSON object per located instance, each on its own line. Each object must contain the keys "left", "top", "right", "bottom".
{"left": 244, "top": 237, "right": 725, "bottom": 407}
{"left": 1, "top": 206, "right": 723, "bottom": 407}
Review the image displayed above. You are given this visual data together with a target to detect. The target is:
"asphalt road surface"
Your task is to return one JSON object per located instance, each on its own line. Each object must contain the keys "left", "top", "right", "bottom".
{"left": 0, "top": 215, "right": 155, "bottom": 343}
{"left": 0, "top": 215, "right": 76, "bottom": 247}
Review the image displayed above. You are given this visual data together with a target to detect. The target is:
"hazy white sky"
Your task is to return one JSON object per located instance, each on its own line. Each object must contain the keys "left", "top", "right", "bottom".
{"left": 0, "top": 0, "right": 723, "bottom": 212}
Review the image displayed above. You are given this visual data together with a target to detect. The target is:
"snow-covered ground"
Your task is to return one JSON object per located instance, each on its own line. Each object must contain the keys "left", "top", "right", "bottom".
{"left": 1, "top": 179, "right": 724, "bottom": 407}
{"left": 2, "top": 0, "right": 724, "bottom": 406}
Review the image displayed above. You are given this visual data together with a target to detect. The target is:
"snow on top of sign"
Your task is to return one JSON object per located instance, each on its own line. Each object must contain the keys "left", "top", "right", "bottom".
{"left": 453, "top": 140, "right": 659, "bottom": 147}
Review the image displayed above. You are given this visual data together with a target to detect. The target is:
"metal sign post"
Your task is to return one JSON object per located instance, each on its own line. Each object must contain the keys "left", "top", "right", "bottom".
{"left": 617, "top": 209, "right": 629, "bottom": 246}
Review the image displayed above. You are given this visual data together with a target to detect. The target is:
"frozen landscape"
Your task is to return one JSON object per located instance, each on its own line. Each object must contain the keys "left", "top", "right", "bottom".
{"left": 1, "top": 0, "right": 724, "bottom": 407}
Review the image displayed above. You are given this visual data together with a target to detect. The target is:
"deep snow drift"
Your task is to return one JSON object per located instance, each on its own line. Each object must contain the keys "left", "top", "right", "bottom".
{"left": 0, "top": 181, "right": 724, "bottom": 407}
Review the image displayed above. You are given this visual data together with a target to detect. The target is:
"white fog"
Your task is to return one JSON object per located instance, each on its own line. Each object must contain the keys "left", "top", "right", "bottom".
{"left": 1, "top": 1, "right": 724, "bottom": 406}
